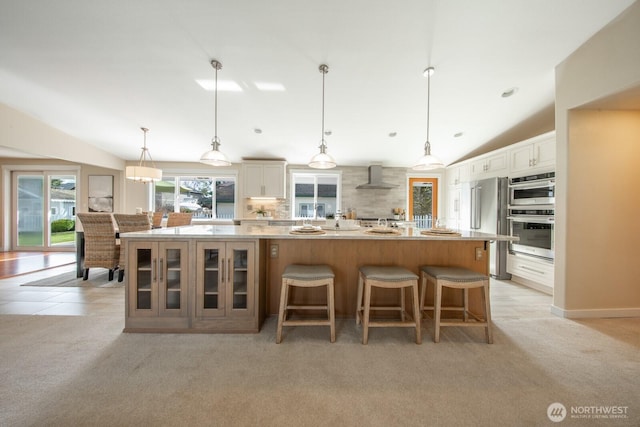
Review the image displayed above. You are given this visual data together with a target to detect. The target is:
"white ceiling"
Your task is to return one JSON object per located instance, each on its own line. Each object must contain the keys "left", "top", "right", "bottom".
{"left": 0, "top": 0, "right": 635, "bottom": 167}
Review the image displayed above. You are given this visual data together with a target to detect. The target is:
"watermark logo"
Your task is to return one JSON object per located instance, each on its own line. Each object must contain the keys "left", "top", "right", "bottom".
{"left": 547, "top": 403, "right": 567, "bottom": 422}
{"left": 547, "top": 402, "right": 629, "bottom": 422}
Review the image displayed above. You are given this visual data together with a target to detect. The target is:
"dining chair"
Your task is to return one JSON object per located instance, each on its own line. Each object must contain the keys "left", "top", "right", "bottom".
{"left": 167, "top": 212, "right": 193, "bottom": 227}
{"left": 113, "top": 214, "right": 151, "bottom": 282}
{"left": 76, "top": 213, "right": 120, "bottom": 281}
{"left": 151, "top": 211, "right": 164, "bottom": 228}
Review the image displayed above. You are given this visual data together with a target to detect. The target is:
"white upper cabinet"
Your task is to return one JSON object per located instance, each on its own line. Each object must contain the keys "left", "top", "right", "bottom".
{"left": 446, "top": 163, "right": 469, "bottom": 186}
{"left": 509, "top": 133, "right": 556, "bottom": 175}
{"left": 242, "top": 161, "right": 287, "bottom": 198}
{"left": 469, "top": 151, "right": 508, "bottom": 179}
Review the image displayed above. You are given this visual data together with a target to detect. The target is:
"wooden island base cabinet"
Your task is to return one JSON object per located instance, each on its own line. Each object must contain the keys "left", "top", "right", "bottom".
{"left": 265, "top": 239, "right": 488, "bottom": 317}
{"left": 121, "top": 225, "right": 511, "bottom": 333}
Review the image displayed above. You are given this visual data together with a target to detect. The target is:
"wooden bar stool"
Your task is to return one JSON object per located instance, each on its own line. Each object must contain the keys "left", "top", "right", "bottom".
{"left": 355, "top": 266, "right": 421, "bottom": 345}
{"left": 276, "top": 264, "right": 336, "bottom": 343}
{"left": 420, "top": 266, "right": 493, "bottom": 344}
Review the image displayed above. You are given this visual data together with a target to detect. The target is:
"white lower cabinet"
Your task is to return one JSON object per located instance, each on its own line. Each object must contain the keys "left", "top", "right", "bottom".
{"left": 507, "top": 253, "right": 554, "bottom": 292}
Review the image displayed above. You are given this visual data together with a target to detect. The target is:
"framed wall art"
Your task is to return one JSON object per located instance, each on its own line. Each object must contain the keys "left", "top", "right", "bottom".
{"left": 88, "top": 175, "right": 113, "bottom": 212}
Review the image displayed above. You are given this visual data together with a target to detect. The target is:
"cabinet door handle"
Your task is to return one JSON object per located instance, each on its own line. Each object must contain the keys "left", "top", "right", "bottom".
{"left": 159, "top": 258, "right": 164, "bottom": 282}
{"left": 221, "top": 258, "right": 225, "bottom": 284}
{"left": 228, "top": 258, "right": 231, "bottom": 284}
{"left": 152, "top": 259, "right": 157, "bottom": 282}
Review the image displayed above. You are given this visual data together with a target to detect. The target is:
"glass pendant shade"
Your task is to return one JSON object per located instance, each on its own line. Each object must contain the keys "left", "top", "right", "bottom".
{"left": 308, "top": 141, "right": 336, "bottom": 169}
{"left": 412, "top": 141, "right": 444, "bottom": 170}
{"left": 200, "top": 137, "right": 231, "bottom": 166}
{"left": 126, "top": 127, "right": 163, "bottom": 182}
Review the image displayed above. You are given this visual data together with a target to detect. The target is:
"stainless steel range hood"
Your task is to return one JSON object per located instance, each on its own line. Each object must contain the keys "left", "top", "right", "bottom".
{"left": 356, "top": 165, "right": 398, "bottom": 189}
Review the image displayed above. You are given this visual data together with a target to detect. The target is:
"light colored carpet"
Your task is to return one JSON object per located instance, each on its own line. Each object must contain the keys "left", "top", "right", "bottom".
{"left": 1, "top": 280, "right": 639, "bottom": 426}
{"left": 19, "top": 270, "right": 123, "bottom": 287}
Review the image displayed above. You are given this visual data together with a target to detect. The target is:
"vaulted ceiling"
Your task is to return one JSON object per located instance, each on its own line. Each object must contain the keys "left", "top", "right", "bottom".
{"left": 0, "top": 0, "right": 635, "bottom": 167}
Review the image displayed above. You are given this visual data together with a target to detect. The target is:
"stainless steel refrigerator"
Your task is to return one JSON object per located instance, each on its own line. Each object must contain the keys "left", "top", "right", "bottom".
{"left": 470, "top": 177, "right": 511, "bottom": 279}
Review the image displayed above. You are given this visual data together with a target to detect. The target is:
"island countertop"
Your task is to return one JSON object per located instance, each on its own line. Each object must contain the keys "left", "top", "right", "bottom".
{"left": 119, "top": 224, "right": 516, "bottom": 241}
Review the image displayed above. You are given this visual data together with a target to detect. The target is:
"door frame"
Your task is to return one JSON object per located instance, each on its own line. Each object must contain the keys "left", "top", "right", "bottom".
{"left": 407, "top": 175, "right": 442, "bottom": 221}
{"left": 1, "top": 164, "right": 80, "bottom": 252}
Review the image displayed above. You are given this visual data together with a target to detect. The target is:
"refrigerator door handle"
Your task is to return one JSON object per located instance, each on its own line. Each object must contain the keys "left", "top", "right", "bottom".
{"left": 470, "top": 186, "right": 475, "bottom": 229}
{"left": 471, "top": 185, "right": 481, "bottom": 229}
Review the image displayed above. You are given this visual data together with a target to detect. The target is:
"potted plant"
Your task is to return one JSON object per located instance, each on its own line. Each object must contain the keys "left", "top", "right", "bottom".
{"left": 325, "top": 213, "right": 336, "bottom": 228}
{"left": 254, "top": 208, "right": 268, "bottom": 218}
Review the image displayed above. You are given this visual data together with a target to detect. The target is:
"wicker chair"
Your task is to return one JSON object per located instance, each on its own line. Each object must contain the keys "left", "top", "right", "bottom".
{"left": 113, "top": 214, "right": 151, "bottom": 282}
{"left": 167, "top": 212, "right": 193, "bottom": 227}
{"left": 76, "top": 213, "right": 120, "bottom": 281}
{"left": 151, "top": 211, "right": 164, "bottom": 228}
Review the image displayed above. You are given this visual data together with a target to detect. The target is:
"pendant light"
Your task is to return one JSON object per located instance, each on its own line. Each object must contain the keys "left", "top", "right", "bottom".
{"left": 125, "top": 127, "right": 162, "bottom": 183}
{"left": 200, "top": 59, "right": 231, "bottom": 166}
{"left": 412, "top": 66, "right": 444, "bottom": 170}
{"left": 308, "top": 64, "right": 336, "bottom": 169}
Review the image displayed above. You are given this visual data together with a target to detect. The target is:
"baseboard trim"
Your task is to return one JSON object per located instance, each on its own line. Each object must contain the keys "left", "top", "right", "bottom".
{"left": 550, "top": 305, "right": 640, "bottom": 319}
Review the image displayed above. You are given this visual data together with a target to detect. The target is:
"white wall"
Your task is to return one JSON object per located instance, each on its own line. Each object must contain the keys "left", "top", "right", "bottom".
{"left": 0, "top": 103, "right": 124, "bottom": 170}
{"left": 554, "top": 1, "right": 640, "bottom": 317}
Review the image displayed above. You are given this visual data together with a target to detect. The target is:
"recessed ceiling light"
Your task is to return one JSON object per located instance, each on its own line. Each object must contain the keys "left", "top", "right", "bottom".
{"left": 454, "top": 132, "right": 464, "bottom": 138}
{"left": 388, "top": 132, "right": 397, "bottom": 137}
{"left": 254, "top": 82, "right": 286, "bottom": 91}
{"left": 195, "top": 79, "right": 243, "bottom": 92}
{"left": 254, "top": 128, "right": 262, "bottom": 134}
{"left": 501, "top": 87, "right": 518, "bottom": 98}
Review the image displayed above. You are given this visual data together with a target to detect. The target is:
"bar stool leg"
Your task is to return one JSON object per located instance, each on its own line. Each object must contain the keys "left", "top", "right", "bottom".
{"left": 400, "top": 287, "right": 406, "bottom": 322}
{"left": 482, "top": 281, "right": 493, "bottom": 344}
{"left": 411, "top": 281, "right": 422, "bottom": 344}
{"left": 276, "top": 280, "right": 289, "bottom": 344}
{"left": 434, "top": 281, "right": 443, "bottom": 343}
{"left": 463, "top": 288, "right": 469, "bottom": 322}
{"left": 328, "top": 281, "right": 336, "bottom": 343}
{"left": 363, "top": 281, "right": 372, "bottom": 345}
{"left": 355, "top": 272, "right": 364, "bottom": 325}
{"left": 419, "top": 273, "right": 427, "bottom": 313}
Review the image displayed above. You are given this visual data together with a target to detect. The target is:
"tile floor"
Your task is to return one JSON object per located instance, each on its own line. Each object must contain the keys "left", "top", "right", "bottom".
{"left": 0, "top": 263, "right": 552, "bottom": 320}
{"left": 0, "top": 264, "right": 124, "bottom": 316}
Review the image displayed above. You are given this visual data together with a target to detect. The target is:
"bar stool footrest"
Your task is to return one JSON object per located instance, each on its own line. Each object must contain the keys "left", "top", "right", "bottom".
{"left": 286, "top": 304, "right": 329, "bottom": 310}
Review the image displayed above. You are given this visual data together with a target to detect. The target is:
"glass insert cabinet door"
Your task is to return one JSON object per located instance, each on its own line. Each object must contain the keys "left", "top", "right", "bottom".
{"left": 196, "top": 241, "right": 255, "bottom": 318}
{"left": 128, "top": 241, "right": 188, "bottom": 317}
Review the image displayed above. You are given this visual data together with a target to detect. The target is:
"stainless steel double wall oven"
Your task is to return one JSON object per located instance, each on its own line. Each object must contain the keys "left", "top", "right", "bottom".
{"left": 508, "top": 172, "right": 555, "bottom": 261}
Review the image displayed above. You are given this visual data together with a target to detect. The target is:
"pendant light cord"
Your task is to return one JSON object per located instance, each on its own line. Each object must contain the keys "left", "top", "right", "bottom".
{"left": 139, "top": 127, "right": 156, "bottom": 167}
{"left": 426, "top": 69, "right": 430, "bottom": 143}
{"left": 321, "top": 67, "right": 325, "bottom": 143}
{"left": 214, "top": 63, "right": 218, "bottom": 140}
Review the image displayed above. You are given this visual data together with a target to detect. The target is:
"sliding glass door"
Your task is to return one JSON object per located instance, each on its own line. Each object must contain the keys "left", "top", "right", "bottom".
{"left": 12, "top": 171, "right": 77, "bottom": 251}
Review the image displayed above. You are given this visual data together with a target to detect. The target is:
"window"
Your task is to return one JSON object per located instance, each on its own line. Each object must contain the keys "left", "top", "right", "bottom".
{"left": 291, "top": 171, "right": 341, "bottom": 219}
{"left": 408, "top": 177, "right": 438, "bottom": 228}
{"left": 154, "top": 175, "right": 236, "bottom": 220}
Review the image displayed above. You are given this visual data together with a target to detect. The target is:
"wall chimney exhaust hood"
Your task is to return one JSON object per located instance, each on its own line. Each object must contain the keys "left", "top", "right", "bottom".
{"left": 356, "top": 165, "right": 398, "bottom": 189}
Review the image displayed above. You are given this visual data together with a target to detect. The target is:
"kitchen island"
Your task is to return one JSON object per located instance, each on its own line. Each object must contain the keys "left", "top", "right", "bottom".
{"left": 119, "top": 224, "right": 514, "bottom": 333}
